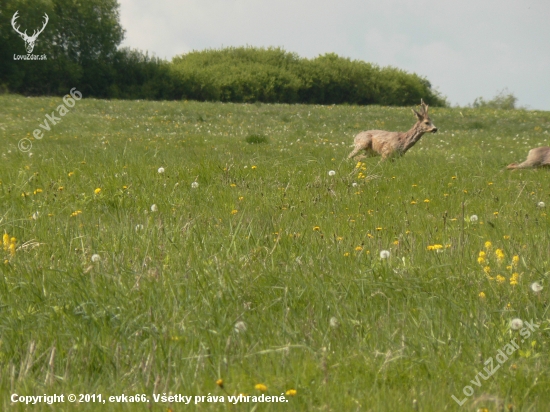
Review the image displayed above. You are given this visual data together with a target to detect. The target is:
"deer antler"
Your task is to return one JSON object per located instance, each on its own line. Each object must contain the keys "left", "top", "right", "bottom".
{"left": 11, "top": 11, "right": 27, "bottom": 38}
{"left": 11, "top": 11, "right": 49, "bottom": 54}
{"left": 31, "top": 13, "right": 49, "bottom": 40}
{"left": 420, "top": 99, "right": 429, "bottom": 116}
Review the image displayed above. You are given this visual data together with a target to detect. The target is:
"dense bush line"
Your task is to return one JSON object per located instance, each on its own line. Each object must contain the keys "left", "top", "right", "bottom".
{"left": 0, "top": 0, "right": 445, "bottom": 106}
{"left": 170, "top": 47, "right": 446, "bottom": 106}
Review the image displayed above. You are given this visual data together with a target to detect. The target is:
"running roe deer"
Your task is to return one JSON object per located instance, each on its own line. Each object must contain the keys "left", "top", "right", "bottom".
{"left": 507, "top": 146, "right": 550, "bottom": 169}
{"left": 348, "top": 99, "right": 438, "bottom": 160}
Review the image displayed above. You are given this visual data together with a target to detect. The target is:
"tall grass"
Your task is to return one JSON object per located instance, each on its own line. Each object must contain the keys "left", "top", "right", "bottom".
{"left": 0, "top": 95, "right": 549, "bottom": 411}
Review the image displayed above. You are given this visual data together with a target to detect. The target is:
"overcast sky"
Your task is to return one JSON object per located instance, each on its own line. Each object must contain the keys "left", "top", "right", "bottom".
{"left": 118, "top": 0, "right": 550, "bottom": 110}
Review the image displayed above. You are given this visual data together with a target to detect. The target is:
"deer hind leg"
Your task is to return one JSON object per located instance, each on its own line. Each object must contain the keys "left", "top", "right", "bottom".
{"left": 348, "top": 134, "right": 372, "bottom": 159}
{"left": 348, "top": 145, "right": 365, "bottom": 159}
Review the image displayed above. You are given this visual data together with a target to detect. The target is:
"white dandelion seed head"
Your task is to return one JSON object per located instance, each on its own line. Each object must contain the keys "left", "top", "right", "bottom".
{"left": 158, "top": 167, "right": 165, "bottom": 174}
{"left": 328, "top": 170, "right": 336, "bottom": 176}
{"left": 234, "top": 321, "right": 247, "bottom": 333}
{"left": 91, "top": 254, "right": 101, "bottom": 263}
{"left": 352, "top": 182, "right": 358, "bottom": 187}
{"left": 470, "top": 215, "right": 478, "bottom": 222}
{"left": 537, "top": 201, "right": 545, "bottom": 208}
{"left": 510, "top": 318, "right": 523, "bottom": 330}
{"left": 32, "top": 212, "right": 40, "bottom": 220}
{"left": 150, "top": 204, "right": 158, "bottom": 212}
{"left": 28, "top": 152, "right": 33, "bottom": 158}
{"left": 191, "top": 182, "right": 199, "bottom": 189}
{"left": 380, "top": 250, "right": 390, "bottom": 259}
{"left": 530, "top": 282, "right": 543, "bottom": 293}
{"left": 329, "top": 317, "right": 339, "bottom": 328}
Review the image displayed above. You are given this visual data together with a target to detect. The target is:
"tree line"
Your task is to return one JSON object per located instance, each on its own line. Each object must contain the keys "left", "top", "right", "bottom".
{"left": 0, "top": 0, "right": 446, "bottom": 106}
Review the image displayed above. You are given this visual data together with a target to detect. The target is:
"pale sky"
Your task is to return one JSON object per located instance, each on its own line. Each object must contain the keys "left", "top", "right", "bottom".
{"left": 118, "top": 0, "right": 550, "bottom": 110}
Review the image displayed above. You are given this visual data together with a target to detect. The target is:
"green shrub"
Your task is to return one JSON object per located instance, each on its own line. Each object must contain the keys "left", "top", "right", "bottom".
{"left": 472, "top": 89, "right": 519, "bottom": 110}
{"left": 171, "top": 47, "right": 447, "bottom": 107}
{"left": 245, "top": 134, "right": 269, "bottom": 144}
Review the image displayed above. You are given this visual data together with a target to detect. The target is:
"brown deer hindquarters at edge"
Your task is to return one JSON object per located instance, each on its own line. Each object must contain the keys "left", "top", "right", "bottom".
{"left": 507, "top": 147, "right": 550, "bottom": 169}
{"left": 348, "top": 99, "right": 438, "bottom": 160}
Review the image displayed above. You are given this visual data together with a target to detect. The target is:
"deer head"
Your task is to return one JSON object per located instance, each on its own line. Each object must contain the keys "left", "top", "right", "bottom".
{"left": 412, "top": 99, "right": 438, "bottom": 134}
{"left": 11, "top": 11, "right": 49, "bottom": 54}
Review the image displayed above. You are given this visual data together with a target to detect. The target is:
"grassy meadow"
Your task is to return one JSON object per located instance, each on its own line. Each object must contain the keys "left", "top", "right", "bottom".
{"left": 0, "top": 94, "right": 549, "bottom": 411}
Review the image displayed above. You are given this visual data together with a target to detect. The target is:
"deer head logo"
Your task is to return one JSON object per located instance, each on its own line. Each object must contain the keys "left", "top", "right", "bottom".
{"left": 11, "top": 11, "right": 49, "bottom": 54}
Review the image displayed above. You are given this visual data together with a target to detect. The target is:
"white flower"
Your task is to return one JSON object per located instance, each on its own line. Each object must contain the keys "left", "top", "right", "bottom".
{"left": 352, "top": 182, "right": 358, "bottom": 187}
{"left": 380, "top": 250, "right": 390, "bottom": 259}
{"left": 530, "top": 282, "right": 543, "bottom": 293}
{"left": 470, "top": 215, "right": 478, "bottom": 222}
{"left": 191, "top": 182, "right": 199, "bottom": 189}
{"left": 234, "top": 321, "right": 247, "bottom": 333}
{"left": 91, "top": 254, "right": 101, "bottom": 263}
{"left": 32, "top": 212, "right": 40, "bottom": 220}
{"left": 135, "top": 224, "right": 144, "bottom": 232}
{"left": 158, "top": 167, "right": 165, "bottom": 174}
{"left": 150, "top": 204, "right": 158, "bottom": 212}
{"left": 510, "top": 318, "right": 523, "bottom": 330}
{"left": 537, "top": 201, "right": 545, "bottom": 208}
{"left": 328, "top": 170, "right": 336, "bottom": 176}
{"left": 329, "top": 317, "right": 339, "bottom": 328}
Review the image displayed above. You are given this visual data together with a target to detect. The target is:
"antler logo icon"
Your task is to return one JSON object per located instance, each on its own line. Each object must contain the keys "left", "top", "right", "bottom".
{"left": 11, "top": 11, "right": 49, "bottom": 54}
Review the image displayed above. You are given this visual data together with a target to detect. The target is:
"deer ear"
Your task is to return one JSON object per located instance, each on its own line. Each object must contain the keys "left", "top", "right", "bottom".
{"left": 412, "top": 109, "right": 423, "bottom": 120}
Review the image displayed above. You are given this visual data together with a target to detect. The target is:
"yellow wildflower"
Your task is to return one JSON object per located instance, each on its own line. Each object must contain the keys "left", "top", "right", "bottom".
{"left": 313, "top": 226, "right": 320, "bottom": 231}
{"left": 3, "top": 234, "right": 9, "bottom": 250}
{"left": 479, "top": 292, "right": 486, "bottom": 298}
{"left": 9, "top": 243, "right": 16, "bottom": 256}
{"left": 495, "top": 249, "right": 505, "bottom": 261}
{"left": 424, "top": 199, "right": 430, "bottom": 203}
{"left": 484, "top": 241, "right": 492, "bottom": 250}
{"left": 231, "top": 210, "right": 238, "bottom": 215}
{"left": 503, "top": 235, "right": 510, "bottom": 240}
{"left": 336, "top": 236, "right": 343, "bottom": 241}
{"left": 254, "top": 384, "right": 267, "bottom": 392}
{"left": 512, "top": 255, "right": 519, "bottom": 266}
{"left": 483, "top": 266, "right": 491, "bottom": 274}
{"left": 496, "top": 275, "right": 506, "bottom": 283}
{"left": 68, "top": 172, "right": 74, "bottom": 177}
{"left": 477, "top": 256, "right": 485, "bottom": 264}
{"left": 216, "top": 379, "right": 224, "bottom": 388}
{"left": 94, "top": 188, "right": 101, "bottom": 194}
{"left": 251, "top": 165, "right": 257, "bottom": 170}
{"left": 355, "top": 246, "right": 363, "bottom": 251}
{"left": 510, "top": 273, "right": 519, "bottom": 286}
{"left": 393, "top": 240, "right": 399, "bottom": 245}
{"left": 344, "top": 252, "right": 350, "bottom": 257}
{"left": 410, "top": 201, "right": 417, "bottom": 205}
{"left": 230, "top": 183, "right": 236, "bottom": 187}
{"left": 285, "top": 389, "right": 297, "bottom": 396}
{"left": 479, "top": 251, "right": 486, "bottom": 258}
